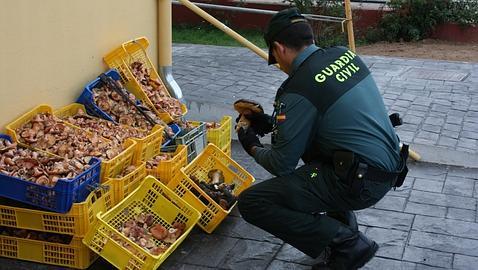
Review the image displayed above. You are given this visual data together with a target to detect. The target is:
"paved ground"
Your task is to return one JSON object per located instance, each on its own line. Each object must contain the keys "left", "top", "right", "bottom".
{"left": 1, "top": 45, "right": 478, "bottom": 269}
{"left": 159, "top": 143, "right": 478, "bottom": 270}
{"left": 171, "top": 146, "right": 478, "bottom": 270}
{"left": 3, "top": 142, "right": 478, "bottom": 270}
{"left": 173, "top": 44, "right": 478, "bottom": 168}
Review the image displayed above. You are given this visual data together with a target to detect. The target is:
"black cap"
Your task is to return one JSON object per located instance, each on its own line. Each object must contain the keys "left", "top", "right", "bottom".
{"left": 264, "top": 8, "right": 307, "bottom": 65}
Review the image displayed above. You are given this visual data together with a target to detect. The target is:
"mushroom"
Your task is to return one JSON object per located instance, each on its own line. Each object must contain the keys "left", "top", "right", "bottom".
{"left": 150, "top": 245, "right": 167, "bottom": 256}
{"left": 150, "top": 224, "right": 168, "bottom": 240}
{"left": 35, "top": 175, "right": 50, "bottom": 186}
{"left": 208, "top": 169, "right": 225, "bottom": 184}
{"left": 0, "top": 140, "right": 17, "bottom": 153}
{"left": 233, "top": 99, "right": 264, "bottom": 132}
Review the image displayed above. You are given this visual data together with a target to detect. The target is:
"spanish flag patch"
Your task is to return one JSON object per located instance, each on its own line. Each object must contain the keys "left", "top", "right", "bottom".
{"left": 276, "top": 113, "right": 286, "bottom": 123}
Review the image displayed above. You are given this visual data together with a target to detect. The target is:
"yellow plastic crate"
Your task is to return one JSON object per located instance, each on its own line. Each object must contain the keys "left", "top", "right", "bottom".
{"left": 100, "top": 138, "right": 137, "bottom": 182}
{"left": 54, "top": 103, "right": 97, "bottom": 121}
{"left": 82, "top": 176, "right": 201, "bottom": 270}
{"left": 6, "top": 104, "right": 105, "bottom": 147}
{"left": 167, "top": 144, "right": 254, "bottom": 233}
{"left": 206, "top": 116, "right": 232, "bottom": 150}
{"left": 106, "top": 162, "right": 147, "bottom": 204}
{"left": 222, "top": 141, "right": 232, "bottom": 157}
{"left": 146, "top": 144, "right": 187, "bottom": 185}
{"left": 133, "top": 124, "right": 165, "bottom": 162}
{"left": 0, "top": 184, "right": 113, "bottom": 237}
{"left": 4, "top": 104, "right": 137, "bottom": 182}
{"left": 5, "top": 104, "right": 54, "bottom": 143}
{"left": 103, "top": 37, "right": 187, "bottom": 124}
{"left": 0, "top": 236, "right": 97, "bottom": 269}
{"left": 54, "top": 103, "right": 164, "bottom": 165}
{"left": 53, "top": 103, "right": 145, "bottom": 135}
{"left": 52, "top": 103, "right": 140, "bottom": 181}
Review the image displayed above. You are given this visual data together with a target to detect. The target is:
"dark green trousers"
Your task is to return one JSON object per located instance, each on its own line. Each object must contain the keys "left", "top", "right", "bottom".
{"left": 237, "top": 161, "right": 391, "bottom": 258}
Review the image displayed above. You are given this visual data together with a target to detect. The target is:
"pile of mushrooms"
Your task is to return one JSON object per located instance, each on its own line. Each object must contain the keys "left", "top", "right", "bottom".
{"left": 0, "top": 226, "right": 72, "bottom": 244}
{"left": 130, "top": 61, "right": 183, "bottom": 119}
{"left": 205, "top": 122, "right": 220, "bottom": 129}
{"left": 92, "top": 83, "right": 165, "bottom": 130}
{"left": 191, "top": 169, "right": 237, "bottom": 210}
{"left": 145, "top": 153, "right": 172, "bottom": 169}
{"left": 59, "top": 108, "right": 148, "bottom": 145}
{"left": 113, "top": 164, "right": 138, "bottom": 178}
{"left": 0, "top": 138, "right": 91, "bottom": 187}
{"left": 16, "top": 113, "right": 122, "bottom": 161}
{"left": 113, "top": 212, "right": 186, "bottom": 256}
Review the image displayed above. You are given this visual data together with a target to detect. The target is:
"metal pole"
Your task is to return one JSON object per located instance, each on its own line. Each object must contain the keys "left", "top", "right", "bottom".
{"left": 173, "top": 0, "right": 420, "bottom": 160}
{"left": 158, "top": 0, "right": 184, "bottom": 100}
{"left": 408, "top": 148, "right": 421, "bottom": 161}
{"left": 172, "top": 1, "right": 278, "bottom": 15}
{"left": 174, "top": 0, "right": 353, "bottom": 69}
{"left": 344, "top": 0, "right": 356, "bottom": 52}
{"left": 172, "top": 1, "right": 347, "bottom": 23}
{"left": 176, "top": 0, "right": 272, "bottom": 64}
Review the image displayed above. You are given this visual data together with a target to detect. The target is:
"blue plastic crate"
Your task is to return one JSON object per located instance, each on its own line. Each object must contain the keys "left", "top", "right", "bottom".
{"left": 161, "top": 123, "right": 181, "bottom": 148}
{"left": 0, "top": 134, "right": 101, "bottom": 213}
{"left": 76, "top": 69, "right": 121, "bottom": 123}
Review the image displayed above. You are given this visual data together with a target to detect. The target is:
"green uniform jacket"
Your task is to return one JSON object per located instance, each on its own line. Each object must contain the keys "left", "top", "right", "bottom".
{"left": 253, "top": 45, "right": 401, "bottom": 176}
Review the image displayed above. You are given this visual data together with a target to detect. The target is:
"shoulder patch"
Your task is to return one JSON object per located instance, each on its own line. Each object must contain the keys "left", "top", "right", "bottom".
{"left": 276, "top": 113, "right": 286, "bottom": 123}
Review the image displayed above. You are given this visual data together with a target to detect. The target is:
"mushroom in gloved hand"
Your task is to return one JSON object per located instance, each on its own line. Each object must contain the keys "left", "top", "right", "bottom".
{"left": 233, "top": 99, "right": 264, "bottom": 132}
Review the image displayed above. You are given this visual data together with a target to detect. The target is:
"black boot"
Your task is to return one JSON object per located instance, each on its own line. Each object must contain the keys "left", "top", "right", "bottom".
{"left": 312, "top": 226, "right": 378, "bottom": 270}
{"left": 312, "top": 211, "right": 359, "bottom": 268}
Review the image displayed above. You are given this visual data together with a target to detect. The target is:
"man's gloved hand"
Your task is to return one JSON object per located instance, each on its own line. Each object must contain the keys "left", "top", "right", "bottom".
{"left": 235, "top": 112, "right": 273, "bottom": 137}
{"left": 233, "top": 99, "right": 272, "bottom": 136}
{"left": 244, "top": 112, "right": 273, "bottom": 137}
{"left": 237, "top": 127, "right": 263, "bottom": 156}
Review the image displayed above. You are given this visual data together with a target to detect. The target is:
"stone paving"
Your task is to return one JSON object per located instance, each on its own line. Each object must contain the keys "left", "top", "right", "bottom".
{"left": 2, "top": 142, "right": 477, "bottom": 270}
{"left": 1, "top": 45, "right": 478, "bottom": 269}
{"left": 173, "top": 44, "right": 478, "bottom": 167}
{"left": 156, "top": 143, "right": 478, "bottom": 270}
{"left": 169, "top": 45, "right": 478, "bottom": 269}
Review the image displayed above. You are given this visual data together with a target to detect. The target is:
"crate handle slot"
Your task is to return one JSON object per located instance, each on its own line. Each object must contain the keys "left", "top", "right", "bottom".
{"left": 86, "top": 183, "right": 110, "bottom": 202}
{"left": 122, "top": 39, "right": 148, "bottom": 66}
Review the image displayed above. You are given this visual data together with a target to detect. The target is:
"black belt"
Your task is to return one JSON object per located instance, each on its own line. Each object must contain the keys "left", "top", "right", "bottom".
{"left": 333, "top": 143, "right": 409, "bottom": 191}
{"left": 356, "top": 164, "right": 401, "bottom": 187}
{"left": 354, "top": 144, "right": 409, "bottom": 189}
{"left": 330, "top": 113, "right": 409, "bottom": 191}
